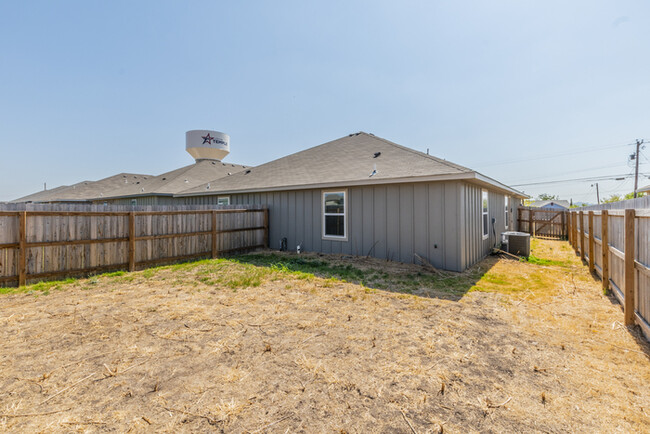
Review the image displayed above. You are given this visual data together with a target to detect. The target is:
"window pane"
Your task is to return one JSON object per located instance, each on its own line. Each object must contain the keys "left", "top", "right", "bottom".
{"left": 483, "top": 214, "right": 488, "bottom": 236}
{"left": 324, "top": 193, "right": 345, "bottom": 214}
{"left": 325, "top": 215, "right": 345, "bottom": 237}
{"left": 482, "top": 191, "right": 488, "bottom": 213}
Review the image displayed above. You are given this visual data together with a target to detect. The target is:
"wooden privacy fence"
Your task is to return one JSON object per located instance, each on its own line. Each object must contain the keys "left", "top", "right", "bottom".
{"left": 517, "top": 208, "right": 568, "bottom": 239}
{"left": 567, "top": 209, "right": 650, "bottom": 341}
{"left": 0, "top": 205, "right": 268, "bottom": 287}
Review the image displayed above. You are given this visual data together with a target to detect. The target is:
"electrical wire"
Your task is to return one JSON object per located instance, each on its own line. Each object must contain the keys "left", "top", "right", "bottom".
{"left": 467, "top": 140, "right": 641, "bottom": 169}
{"left": 501, "top": 162, "right": 638, "bottom": 185}
{"left": 511, "top": 173, "right": 634, "bottom": 187}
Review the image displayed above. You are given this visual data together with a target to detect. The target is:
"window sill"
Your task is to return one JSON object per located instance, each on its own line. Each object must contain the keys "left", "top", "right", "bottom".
{"left": 322, "top": 235, "right": 348, "bottom": 242}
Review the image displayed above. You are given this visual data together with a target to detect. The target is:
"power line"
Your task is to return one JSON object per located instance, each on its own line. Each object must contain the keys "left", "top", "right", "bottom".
{"left": 501, "top": 162, "right": 641, "bottom": 185}
{"left": 467, "top": 140, "right": 640, "bottom": 169}
{"left": 511, "top": 173, "right": 634, "bottom": 187}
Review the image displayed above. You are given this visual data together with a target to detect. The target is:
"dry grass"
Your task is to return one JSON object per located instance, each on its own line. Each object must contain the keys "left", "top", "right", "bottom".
{"left": 0, "top": 239, "right": 648, "bottom": 433}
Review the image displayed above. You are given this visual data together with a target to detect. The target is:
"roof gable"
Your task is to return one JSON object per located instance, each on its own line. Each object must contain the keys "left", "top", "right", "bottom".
{"left": 99, "top": 160, "right": 248, "bottom": 199}
{"left": 179, "top": 132, "right": 473, "bottom": 195}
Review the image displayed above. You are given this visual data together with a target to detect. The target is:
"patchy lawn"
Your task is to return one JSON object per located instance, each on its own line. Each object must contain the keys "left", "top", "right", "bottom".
{"left": 0, "top": 239, "right": 648, "bottom": 433}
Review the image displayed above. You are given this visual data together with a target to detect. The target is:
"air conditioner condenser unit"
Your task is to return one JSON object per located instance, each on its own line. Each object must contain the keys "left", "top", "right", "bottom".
{"left": 501, "top": 231, "right": 531, "bottom": 257}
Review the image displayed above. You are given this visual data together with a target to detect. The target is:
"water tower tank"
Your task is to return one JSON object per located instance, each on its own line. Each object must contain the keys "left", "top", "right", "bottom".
{"left": 186, "top": 130, "right": 230, "bottom": 161}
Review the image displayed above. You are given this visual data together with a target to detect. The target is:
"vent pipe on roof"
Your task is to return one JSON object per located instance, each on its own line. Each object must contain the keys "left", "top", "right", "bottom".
{"left": 186, "top": 130, "right": 230, "bottom": 162}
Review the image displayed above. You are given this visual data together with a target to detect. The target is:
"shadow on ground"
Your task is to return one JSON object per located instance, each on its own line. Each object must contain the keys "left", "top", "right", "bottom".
{"left": 233, "top": 250, "right": 497, "bottom": 302}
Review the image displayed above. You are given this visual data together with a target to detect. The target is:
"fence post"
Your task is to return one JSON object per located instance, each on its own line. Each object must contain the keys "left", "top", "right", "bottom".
{"left": 579, "top": 211, "right": 585, "bottom": 261}
{"left": 528, "top": 208, "right": 533, "bottom": 236}
{"left": 263, "top": 208, "right": 269, "bottom": 248}
{"left": 211, "top": 210, "right": 217, "bottom": 259}
{"left": 624, "top": 209, "right": 636, "bottom": 326}
{"left": 567, "top": 211, "right": 572, "bottom": 245}
{"left": 601, "top": 210, "right": 609, "bottom": 292}
{"left": 573, "top": 211, "right": 580, "bottom": 255}
{"left": 128, "top": 212, "right": 136, "bottom": 272}
{"left": 18, "top": 211, "right": 27, "bottom": 287}
{"left": 562, "top": 211, "right": 566, "bottom": 239}
{"left": 588, "top": 211, "right": 595, "bottom": 273}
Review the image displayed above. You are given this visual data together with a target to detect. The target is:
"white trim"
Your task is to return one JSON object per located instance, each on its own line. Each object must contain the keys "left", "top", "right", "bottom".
{"left": 505, "top": 196, "right": 509, "bottom": 230}
{"left": 173, "top": 172, "right": 528, "bottom": 199}
{"left": 482, "top": 189, "right": 489, "bottom": 240}
{"left": 322, "top": 189, "right": 348, "bottom": 241}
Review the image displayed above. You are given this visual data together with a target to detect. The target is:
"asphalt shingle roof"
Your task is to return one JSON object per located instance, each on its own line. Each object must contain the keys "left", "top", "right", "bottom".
{"left": 529, "top": 200, "right": 570, "bottom": 209}
{"left": 178, "top": 132, "right": 473, "bottom": 195}
{"left": 100, "top": 160, "right": 248, "bottom": 199}
{"left": 11, "top": 173, "right": 152, "bottom": 203}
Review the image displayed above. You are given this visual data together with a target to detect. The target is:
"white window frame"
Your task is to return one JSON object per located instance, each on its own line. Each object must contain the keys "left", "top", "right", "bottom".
{"left": 505, "top": 196, "right": 509, "bottom": 230}
{"left": 322, "top": 189, "right": 348, "bottom": 241}
{"left": 217, "top": 196, "right": 230, "bottom": 206}
{"left": 482, "top": 189, "right": 489, "bottom": 240}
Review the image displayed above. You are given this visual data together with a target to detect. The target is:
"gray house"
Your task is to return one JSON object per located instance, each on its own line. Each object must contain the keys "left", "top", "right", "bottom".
{"left": 528, "top": 200, "right": 570, "bottom": 210}
{"left": 13, "top": 132, "right": 525, "bottom": 272}
{"left": 176, "top": 132, "right": 526, "bottom": 271}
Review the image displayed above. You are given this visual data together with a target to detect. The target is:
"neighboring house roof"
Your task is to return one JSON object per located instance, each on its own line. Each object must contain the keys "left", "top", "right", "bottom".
{"left": 11, "top": 173, "right": 152, "bottom": 203}
{"left": 99, "top": 160, "right": 248, "bottom": 200}
{"left": 638, "top": 184, "right": 650, "bottom": 193}
{"left": 177, "top": 132, "right": 527, "bottom": 198}
{"left": 529, "top": 200, "right": 570, "bottom": 209}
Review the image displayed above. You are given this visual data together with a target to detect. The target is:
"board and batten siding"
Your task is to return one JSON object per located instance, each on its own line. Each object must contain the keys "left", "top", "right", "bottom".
{"left": 459, "top": 183, "right": 515, "bottom": 271}
{"left": 226, "top": 182, "right": 464, "bottom": 270}
{"left": 99, "top": 181, "right": 519, "bottom": 272}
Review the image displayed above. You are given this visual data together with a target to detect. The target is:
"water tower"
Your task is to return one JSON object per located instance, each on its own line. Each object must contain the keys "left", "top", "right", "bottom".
{"left": 185, "top": 130, "right": 230, "bottom": 162}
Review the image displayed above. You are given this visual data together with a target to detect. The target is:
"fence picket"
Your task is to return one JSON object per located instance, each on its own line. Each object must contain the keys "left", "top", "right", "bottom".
{"left": 0, "top": 204, "right": 266, "bottom": 287}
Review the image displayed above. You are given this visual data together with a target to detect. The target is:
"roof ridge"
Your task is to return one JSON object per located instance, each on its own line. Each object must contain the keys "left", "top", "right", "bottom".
{"left": 358, "top": 132, "right": 472, "bottom": 173}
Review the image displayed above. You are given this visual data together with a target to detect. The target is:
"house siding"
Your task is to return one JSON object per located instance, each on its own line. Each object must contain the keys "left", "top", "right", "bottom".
{"left": 99, "top": 181, "right": 520, "bottom": 272}
{"left": 224, "top": 181, "right": 464, "bottom": 270}
{"left": 460, "top": 182, "right": 516, "bottom": 270}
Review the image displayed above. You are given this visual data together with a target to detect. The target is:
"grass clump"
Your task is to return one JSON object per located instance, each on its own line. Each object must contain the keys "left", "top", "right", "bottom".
{"left": 526, "top": 255, "right": 572, "bottom": 268}
{"left": 0, "top": 278, "right": 77, "bottom": 295}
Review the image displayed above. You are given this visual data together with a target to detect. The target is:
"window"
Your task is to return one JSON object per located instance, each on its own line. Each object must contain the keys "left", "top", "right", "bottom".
{"left": 131, "top": 199, "right": 137, "bottom": 206}
{"left": 505, "top": 196, "right": 509, "bottom": 229}
{"left": 322, "top": 190, "right": 347, "bottom": 240}
{"left": 217, "top": 196, "right": 230, "bottom": 206}
{"left": 482, "top": 190, "right": 489, "bottom": 240}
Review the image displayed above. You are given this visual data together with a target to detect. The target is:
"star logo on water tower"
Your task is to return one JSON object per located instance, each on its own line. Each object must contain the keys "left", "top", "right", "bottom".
{"left": 202, "top": 133, "right": 214, "bottom": 144}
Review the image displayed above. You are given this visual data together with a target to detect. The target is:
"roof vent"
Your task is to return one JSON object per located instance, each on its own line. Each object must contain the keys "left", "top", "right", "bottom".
{"left": 369, "top": 163, "right": 377, "bottom": 177}
{"left": 186, "top": 130, "right": 230, "bottom": 162}
{"left": 245, "top": 170, "right": 251, "bottom": 174}
{"left": 373, "top": 152, "right": 381, "bottom": 158}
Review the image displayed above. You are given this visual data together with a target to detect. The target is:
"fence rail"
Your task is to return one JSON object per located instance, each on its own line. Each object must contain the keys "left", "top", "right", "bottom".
{"left": 517, "top": 208, "right": 568, "bottom": 239}
{"left": 0, "top": 204, "right": 268, "bottom": 287}
{"left": 568, "top": 208, "right": 650, "bottom": 342}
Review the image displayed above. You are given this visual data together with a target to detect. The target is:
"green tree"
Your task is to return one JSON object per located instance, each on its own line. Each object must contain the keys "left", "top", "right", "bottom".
{"left": 536, "top": 193, "right": 559, "bottom": 201}
{"left": 623, "top": 192, "right": 646, "bottom": 200}
{"left": 602, "top": 194, "right": 622, "bottom": 204}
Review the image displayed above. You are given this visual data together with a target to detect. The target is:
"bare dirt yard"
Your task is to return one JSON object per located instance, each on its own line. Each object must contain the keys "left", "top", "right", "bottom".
{"left": 1, "top": 239, "right": 649, "bottom": 433}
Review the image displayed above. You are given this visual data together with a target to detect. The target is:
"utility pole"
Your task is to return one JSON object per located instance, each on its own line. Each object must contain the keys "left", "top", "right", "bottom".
{"left": 634, "top": 139, "right": 644, "bottom": 198}
{"left": 591, "top": 183, "right": 600, "bottom": 204}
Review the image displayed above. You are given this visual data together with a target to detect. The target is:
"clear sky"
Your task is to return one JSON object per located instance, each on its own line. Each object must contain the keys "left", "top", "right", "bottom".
{"left": 1, "top": 0, "right": 649, "bottom": 203}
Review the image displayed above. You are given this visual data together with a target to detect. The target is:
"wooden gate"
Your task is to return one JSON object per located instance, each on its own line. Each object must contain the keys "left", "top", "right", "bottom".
{"left": 517, "top": 208, "right": 568, "bottom": 239}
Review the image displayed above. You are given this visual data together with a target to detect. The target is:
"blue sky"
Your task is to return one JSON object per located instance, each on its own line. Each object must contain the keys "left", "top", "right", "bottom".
{"left": 1, "top": 0, "right": 649, "bottom": 203}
